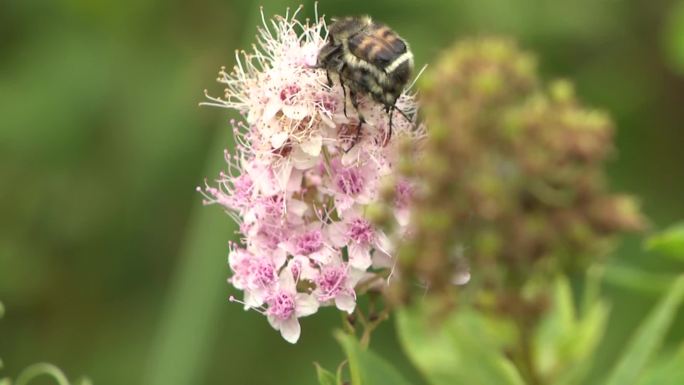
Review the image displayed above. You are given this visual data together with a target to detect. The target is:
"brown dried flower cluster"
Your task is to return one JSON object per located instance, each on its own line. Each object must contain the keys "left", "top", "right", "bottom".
{"left": 389, "top": 38, "right": 645, "bottom": 306}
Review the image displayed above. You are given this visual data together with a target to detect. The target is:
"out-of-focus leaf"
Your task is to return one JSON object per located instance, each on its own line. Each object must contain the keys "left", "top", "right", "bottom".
{"left": 335, "top": 331, "right": 413, "bottom": 385}
{"left": 603, "top": 265, "right": 677, "bottom": 295}
{"left": 663, "top": 1, "right": 684, "bottom": 76}
{"left": 396, "top": 304, "right": 524, "bottom": 385}
{"left": 315, "top": 363, "right": 338, "bottom": 385}
{"left": 554, "top": 301, "right": 609, "bottom": 385}
{"left": 534, "top": 276, "right": 609, "bottom": 385}
{"left": 646, "top": 222, "right": 684, "bottom": 261}
{"left": 534, "top": 277, "right": 575, "bottom": 375}
{"left": 581, "top": 264, "right": 605, "bottom": 316}
{"left": 636, "top": 343, "right": 684, "bottom": 385}
{"left": 603, "top": 275, "right": 684, "bottom": 385}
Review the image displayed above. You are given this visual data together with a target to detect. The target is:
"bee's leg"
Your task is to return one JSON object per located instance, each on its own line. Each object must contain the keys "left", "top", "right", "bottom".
{"left": 339, "top": 74, "right": 349, "bottom": 118}
{"left": 326, "top": 70, "right": 333, "bottom": 88}
{"left": 384, "top": 105, "right": 394, "bottom": 146}
{"left": 347, "top": 89, "right": 366, "bottom": 151}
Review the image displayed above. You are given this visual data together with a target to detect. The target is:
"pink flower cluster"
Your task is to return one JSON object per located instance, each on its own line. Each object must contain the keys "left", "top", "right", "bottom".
{"left": 199, "top": 8, "right": 423, "bottom": 343}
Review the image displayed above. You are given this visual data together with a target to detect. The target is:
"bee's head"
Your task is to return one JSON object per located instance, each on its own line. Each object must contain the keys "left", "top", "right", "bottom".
{"left": 316, "top": 43, "right": 340, "bottom": 69}
{"left": 327, "top": 16, "right": 371, "bottom": 43}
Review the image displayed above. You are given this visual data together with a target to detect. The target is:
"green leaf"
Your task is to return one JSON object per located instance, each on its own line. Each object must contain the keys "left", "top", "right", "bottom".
{"left": 646, "top": 222, "right": 684, "bottom": 261}
{"left": 534, "top": 276, "right": 609, "bottom": 385}
{"left": 396, "top": 304, "right": 524, "bottom": 385}
{"left": 534, "top": 277, "right": 575, "bottom": 375}
{"left": 603, "top": 265, "right": 676, "bottom": 295}
{"left": 554, "top": 301, "right": 609, "bottom": 385}
{"left": 315, "top": 363, "right": 338, "bottom": 385}
{"left": 636, "top": 343, "right": 684, "bottom": 385}
{"left": 335, "top": 331, "right": 413, "bottom": 385}
{"left": 603, "top": 275, "right": 684, "bottom": 385}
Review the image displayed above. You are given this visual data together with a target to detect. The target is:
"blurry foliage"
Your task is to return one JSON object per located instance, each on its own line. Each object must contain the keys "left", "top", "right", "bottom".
{"left": 0, "top": 303, "right": 90, "bottom": 385}
{"left": 315, "top": 271, "right": 684, "bottom": 385}
{"left": 1, "top": 1, "right": 684, "bottom": 385}
{"left": 663, "top": 1, "right": 684, "bottom": 76}
{"left": 647, "top": 222, "right": 684, "bottom": 262}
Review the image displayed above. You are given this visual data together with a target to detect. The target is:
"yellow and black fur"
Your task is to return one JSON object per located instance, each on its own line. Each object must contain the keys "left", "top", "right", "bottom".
{"left": 317, "top": 16, "right": 413, "bottom": 146}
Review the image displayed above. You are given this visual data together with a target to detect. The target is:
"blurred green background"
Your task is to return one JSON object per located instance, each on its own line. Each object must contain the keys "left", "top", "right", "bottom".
{"left": 1, "top": 0, "right": 684, "bottom": 384}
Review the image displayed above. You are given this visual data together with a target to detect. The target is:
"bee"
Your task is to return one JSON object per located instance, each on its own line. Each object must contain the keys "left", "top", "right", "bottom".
{"left": 317, "top": 16, "right": 414, "bottom": 147}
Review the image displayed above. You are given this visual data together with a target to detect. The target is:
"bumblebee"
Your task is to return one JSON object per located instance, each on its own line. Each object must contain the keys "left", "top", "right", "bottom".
{"left": 317, "top": 16, "right": 414, "bottom": 146}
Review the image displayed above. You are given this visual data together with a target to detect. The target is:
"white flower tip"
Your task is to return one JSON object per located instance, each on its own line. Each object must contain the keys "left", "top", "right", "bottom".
{"left": 280, "top": 317, "right": 301, "bottom": 344}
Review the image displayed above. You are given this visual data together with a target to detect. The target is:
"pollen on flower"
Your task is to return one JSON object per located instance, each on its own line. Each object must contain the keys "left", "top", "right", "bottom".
{"left": 199, "top": 5, "right": 424, "bottom": 343}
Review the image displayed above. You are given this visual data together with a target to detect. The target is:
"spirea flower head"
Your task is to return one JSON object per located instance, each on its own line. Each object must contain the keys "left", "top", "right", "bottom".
{"left": 199, "top": 7, "right": 423, "bottom": 343}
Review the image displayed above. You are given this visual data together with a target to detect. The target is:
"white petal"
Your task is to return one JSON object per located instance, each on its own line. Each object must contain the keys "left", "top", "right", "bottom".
{"left": 327, "top": 222, "right": 348, "bottom": 248}
{"left": 375, "top": 231, "right": 394, "bottom": 255}
{"left": 348, "top": 244, "right": 372, "bottom": 270}
{"left": 371, "top": 249, "right": 393, "bottom": 269}
{"left": 278, "top": 269, "right": 296, "bottom": 292}
{"left": 295, "top": 293, "right": 319, "bottom": 317}
{"left": 334, "top": 293, "right": 356, "bottom": 314}
{"left": 288, "top": 199, "right": 308, "bottom": 217}
{"left": 270, "top": 131, "right": 289, "bottom": 149}
{"left": 347, "top": 268, "right": 367, "bottom": 286}
{"left": 243, "top": 290, "right": 263, "bottom": 309}
{"left": 287, "top": 169, "right": 303, "bottom": 192}
{"left": 395, "top": 208, "right": 411, "bottom": 227}
{"left": 271, "top": 248, "right": 287, "bottom": 269}
{"left": 273, "top": 162, "right": 293, "bottom": 192}
{"left": 334, "top": 195, "right": 354, "bottom": 213}
{"left": 291, "top": 255, "right": 319, "bottom": 281}
{"left": 291, "top": 146, "right": 319, "bottom": 170}
{"left": 300, "top": 135, "right": 322, "bottom": 156}
{"left": 309, "top": 248, "right": 332, "bottom": 265}
{"left": 267, "top": 314, "right": 280, "bottom": 330}
{"left": 243, "top": 209, "right": 257, "bottom": 224}
{"left": 279, "top": 317, "right": 301, "bottom": 344}
{"left": 341, "top": 144, "right": 361, "bottom": 166}
{"left": 282, "top": 104, "right": 309, "bottom": 120}
{"left": 263, "top": 98, "right": 281, "bottom": 122}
